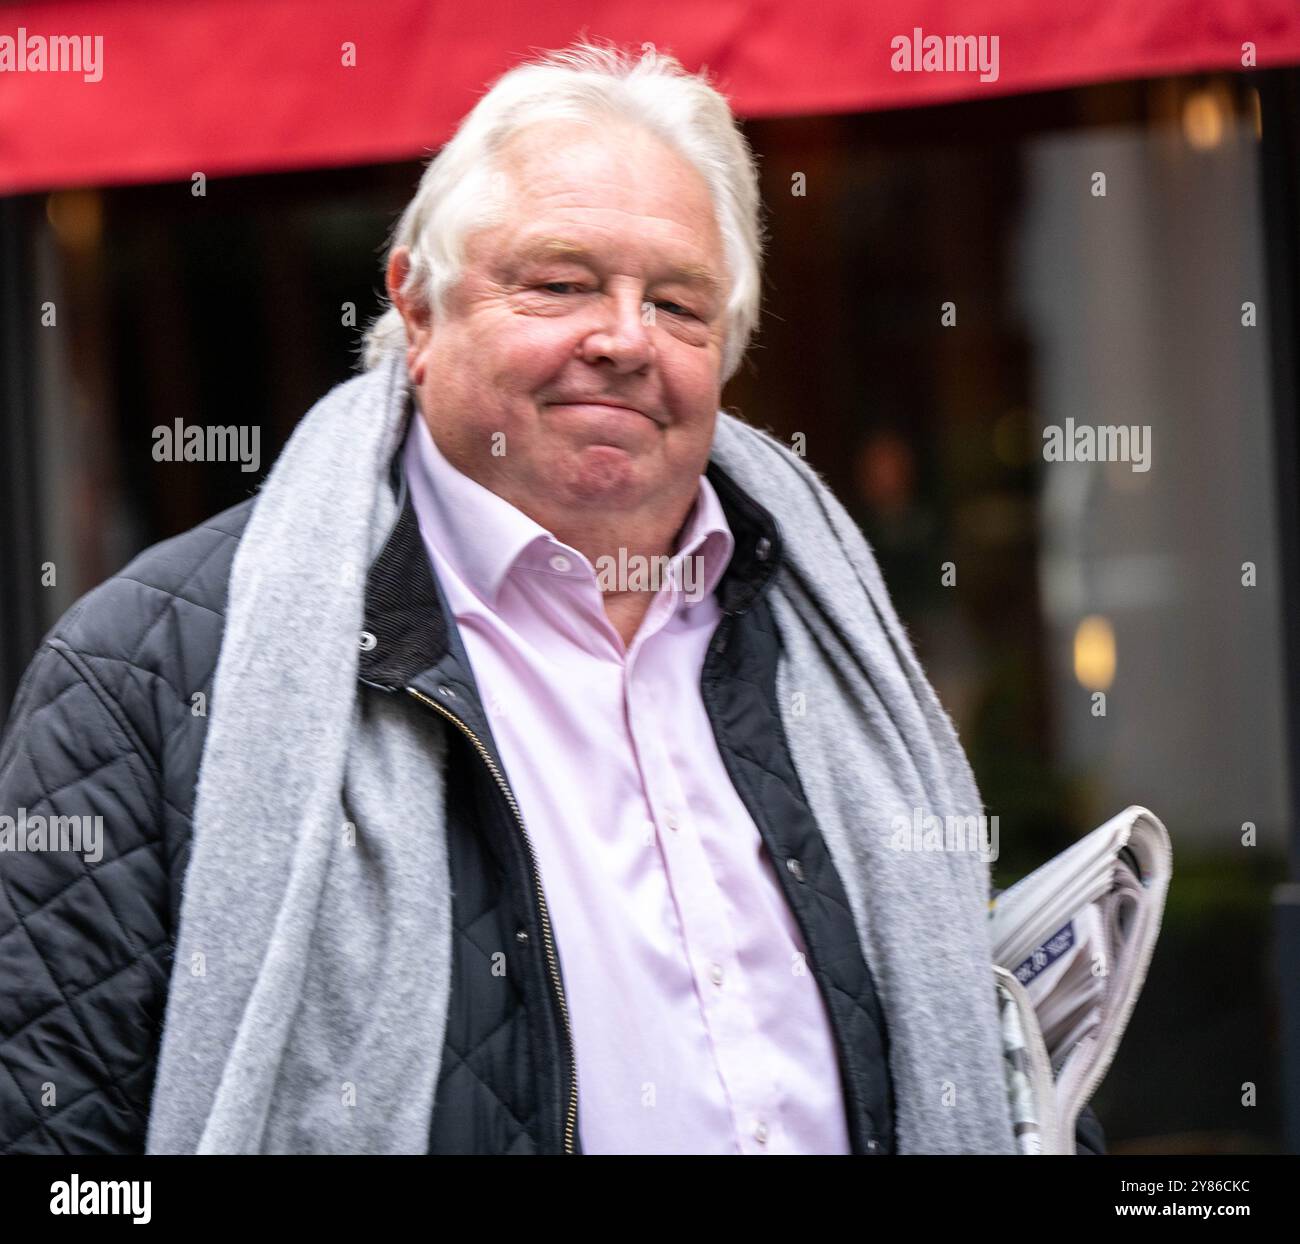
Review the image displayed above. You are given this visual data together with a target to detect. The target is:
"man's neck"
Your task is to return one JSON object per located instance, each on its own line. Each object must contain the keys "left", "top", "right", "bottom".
{"left": 549, "top": 502, "right": 696, "bottom": 650}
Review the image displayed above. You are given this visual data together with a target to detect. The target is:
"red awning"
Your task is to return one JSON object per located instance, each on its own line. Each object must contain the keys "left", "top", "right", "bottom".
{"left": 2, "top": 0, "right": 1299, "bottom": 194}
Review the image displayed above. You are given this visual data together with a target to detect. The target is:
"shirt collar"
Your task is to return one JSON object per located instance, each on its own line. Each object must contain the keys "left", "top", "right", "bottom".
{"left": 402, "top": 405, "right": 736, "bottom": 610}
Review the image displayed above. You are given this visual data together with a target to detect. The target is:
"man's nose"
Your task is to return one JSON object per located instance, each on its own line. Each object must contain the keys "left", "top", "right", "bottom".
{"left": 577, "top": 288, "right": 654, "bottom": 372}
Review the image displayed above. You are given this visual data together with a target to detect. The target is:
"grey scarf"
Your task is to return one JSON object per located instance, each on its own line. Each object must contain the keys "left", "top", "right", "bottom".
{"left": 145, "top": 350, "right": 1016, "bottom": 1154}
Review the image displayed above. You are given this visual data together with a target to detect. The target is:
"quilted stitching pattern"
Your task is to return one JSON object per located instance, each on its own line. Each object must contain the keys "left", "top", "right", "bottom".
{"left": 428, "top": 725, "right": 545, "bottom": 1153}
{"left": 0, "top": 502, "right": 251, "bottom": 1153}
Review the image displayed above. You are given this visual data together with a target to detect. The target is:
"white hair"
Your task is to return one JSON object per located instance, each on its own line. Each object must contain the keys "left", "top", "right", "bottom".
{"left": 361, "top": 39, "right": 765, "bottom": 384}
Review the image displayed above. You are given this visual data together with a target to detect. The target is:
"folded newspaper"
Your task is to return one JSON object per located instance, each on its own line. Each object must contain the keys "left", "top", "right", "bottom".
{"left": 989, "top": 805, "right": 1172, "bottom": 1154}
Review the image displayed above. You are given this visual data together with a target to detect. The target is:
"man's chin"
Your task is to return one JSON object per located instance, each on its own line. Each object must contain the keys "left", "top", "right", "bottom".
{"left": 560, "top": 444, "right": 650, "bottom": 505}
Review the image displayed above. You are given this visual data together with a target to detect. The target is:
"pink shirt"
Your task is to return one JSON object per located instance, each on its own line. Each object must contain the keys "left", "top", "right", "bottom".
{"left": 403, "top": 413, "right": 850, "bottom": 1155}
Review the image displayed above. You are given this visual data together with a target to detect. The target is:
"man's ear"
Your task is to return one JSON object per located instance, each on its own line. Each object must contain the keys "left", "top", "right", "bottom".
{"left": 386, "top": 247, "right": 433, "bottom": 380}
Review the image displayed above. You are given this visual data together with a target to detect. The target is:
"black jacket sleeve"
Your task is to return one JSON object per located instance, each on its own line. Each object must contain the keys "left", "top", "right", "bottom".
{"left": 0, "top": 631, "right": 173, "bottom": 1154}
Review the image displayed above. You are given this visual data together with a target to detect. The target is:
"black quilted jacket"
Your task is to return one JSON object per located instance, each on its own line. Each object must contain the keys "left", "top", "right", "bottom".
{"left": 0, "top": 439, "right": 1106, "bottom": 1155}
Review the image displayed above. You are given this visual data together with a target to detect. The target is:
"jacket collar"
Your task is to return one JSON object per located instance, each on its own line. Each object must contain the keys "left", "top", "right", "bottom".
{"left": 359, "top": 408, "right": 783, "bottom": 691}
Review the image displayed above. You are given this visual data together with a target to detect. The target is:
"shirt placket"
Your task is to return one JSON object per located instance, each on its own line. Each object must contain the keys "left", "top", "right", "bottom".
{"left": 624, "top": 587, "right": 787, "bottom": 1154}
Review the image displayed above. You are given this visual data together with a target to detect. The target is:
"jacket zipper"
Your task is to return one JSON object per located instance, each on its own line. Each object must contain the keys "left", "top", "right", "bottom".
{"left": 406, "top": 685, "right": 579, "bottom": 1154}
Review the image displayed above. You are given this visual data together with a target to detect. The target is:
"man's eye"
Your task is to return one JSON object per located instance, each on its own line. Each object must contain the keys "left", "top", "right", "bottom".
{"left": 533, "top": 285, "right": 695, "bottom": 318}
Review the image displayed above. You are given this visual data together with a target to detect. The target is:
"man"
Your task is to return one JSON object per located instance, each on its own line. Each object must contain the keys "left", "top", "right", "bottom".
{"left": 0, "top": 41, "right": 1104, "bottom": 1155}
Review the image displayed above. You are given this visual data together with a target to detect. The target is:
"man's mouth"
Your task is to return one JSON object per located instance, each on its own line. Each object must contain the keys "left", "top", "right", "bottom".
{"left": 548, "top": 401, "right": 661, "bottom": 426}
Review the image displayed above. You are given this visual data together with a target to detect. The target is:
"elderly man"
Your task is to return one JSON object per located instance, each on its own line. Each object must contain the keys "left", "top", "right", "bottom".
{"left": 0, "top": 41, "right": 1103, "bottom": 1155}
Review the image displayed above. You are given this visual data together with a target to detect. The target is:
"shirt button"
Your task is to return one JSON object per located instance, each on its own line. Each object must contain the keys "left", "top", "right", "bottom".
{"left": 359, "top": 630, "right": 377, "bottom": 651}
{"left": 753, "top": 1121, "right": 769, "bottom": 1143}
{"left": 786, "top": 857, "right": 805, "bottom": 882}
{"left": 665, "top": 810, "right": 680, "bottom": 832}
{"left": 549, "top": 554, "right": 571, "bottom": 573}
{"left": 709, "top": 963, "right": 724, "bottom": 986}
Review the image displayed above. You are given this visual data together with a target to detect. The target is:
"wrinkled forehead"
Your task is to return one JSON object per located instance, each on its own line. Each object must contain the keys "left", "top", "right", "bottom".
{"left": 474, "top": 120, "right": 726, "bottom": 276}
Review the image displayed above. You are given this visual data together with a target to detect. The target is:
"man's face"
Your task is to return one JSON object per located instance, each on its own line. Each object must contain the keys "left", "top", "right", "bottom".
{"left": 390, "top": 119, "right": 729, "bottom": 534}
